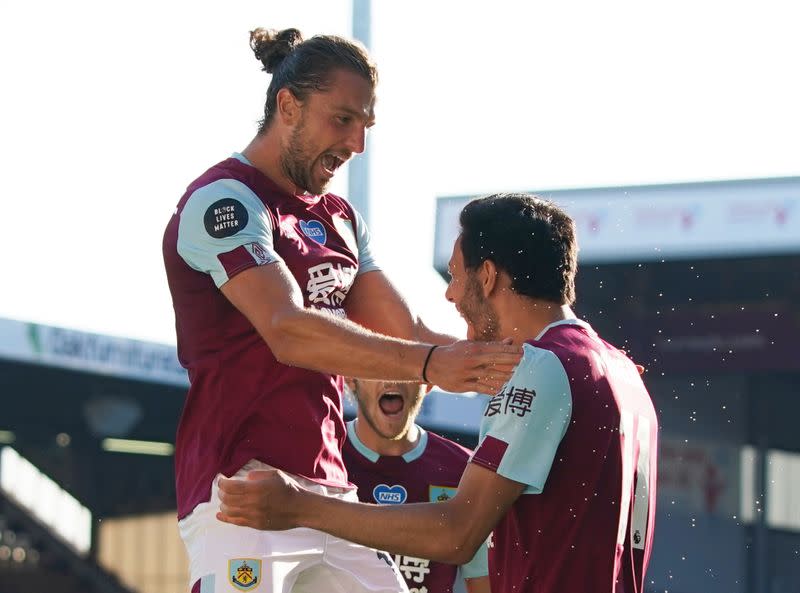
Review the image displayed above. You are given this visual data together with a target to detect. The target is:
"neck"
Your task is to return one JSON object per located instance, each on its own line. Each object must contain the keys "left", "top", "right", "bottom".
{"left": 354, "top": 417, "right": 421, "bottom": 457}
{"left": 241, "top": 132, "right": 299, "bottom": 196}
{"left": 495, "top": 296, "right": 576, "bottom": 345}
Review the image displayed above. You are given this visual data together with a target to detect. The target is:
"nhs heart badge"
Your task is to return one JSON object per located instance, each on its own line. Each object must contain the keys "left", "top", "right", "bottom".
{"left": 299, "top": 219, "right": 327, "bottom": 245}
{"left": 373, "top": 484, "right": 407, "bottom": 505}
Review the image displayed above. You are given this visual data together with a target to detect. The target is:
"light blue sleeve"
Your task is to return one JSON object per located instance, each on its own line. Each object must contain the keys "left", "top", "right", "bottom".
{"left": 352, "top": 208, "right": 380, "bottom": 275}
{"left": 177, "top": 179, "right": 282, "bottom": 287}
{"left": 472, "top": 343, "right": 573, "bottom": 494}
{"left": 460, "top": 538, "right": 489, "bottom": 579}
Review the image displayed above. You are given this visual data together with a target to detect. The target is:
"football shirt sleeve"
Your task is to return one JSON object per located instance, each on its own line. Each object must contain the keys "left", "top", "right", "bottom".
{"left": 352, "top": 208, "right": 380, "bottom": 275}
{"left": 470, "top": 344, "right": 573, "bottom": 494}
{"left": 460, "top": 538, "right": 490, "bottom": 579}
{"left": 177, "top": 179, "right": 282, "bottom": 287}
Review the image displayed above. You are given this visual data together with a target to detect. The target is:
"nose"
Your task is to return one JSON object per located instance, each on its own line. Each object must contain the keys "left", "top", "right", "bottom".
{"left": 346, "top": 125, "right": 367, "bottom": 155}
{"left": 444, "top": 281, "right": 454, "bottom": 303}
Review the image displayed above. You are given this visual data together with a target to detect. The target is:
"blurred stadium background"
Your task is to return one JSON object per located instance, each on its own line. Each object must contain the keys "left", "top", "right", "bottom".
{"left": 2, "top": 176, "right": 799, "bottom": 593}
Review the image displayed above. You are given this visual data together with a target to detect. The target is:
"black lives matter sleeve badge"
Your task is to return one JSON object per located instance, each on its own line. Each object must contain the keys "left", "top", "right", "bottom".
{"left": 204, "top": 198, "right": 249, "bottom": 238}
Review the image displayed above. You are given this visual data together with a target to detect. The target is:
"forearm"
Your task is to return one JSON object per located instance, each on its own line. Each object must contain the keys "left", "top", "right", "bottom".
{"left": 222, "top": 265, "right": 521, "bottom": 394}
{"left": 296, "top": 490, "right": 475, "bottom": 564}
{"left": 271, "top": 306, "right": 429, "bottom": 381}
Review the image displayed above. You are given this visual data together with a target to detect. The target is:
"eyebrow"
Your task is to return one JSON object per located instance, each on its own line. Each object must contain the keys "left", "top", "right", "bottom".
{"left": 335, "top": 105, "right": 376, "bottom": 126}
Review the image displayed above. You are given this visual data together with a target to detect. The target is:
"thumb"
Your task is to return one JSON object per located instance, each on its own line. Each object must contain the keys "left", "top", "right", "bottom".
{"left": 247, "top": 469, "right": 276, "bottom": 481}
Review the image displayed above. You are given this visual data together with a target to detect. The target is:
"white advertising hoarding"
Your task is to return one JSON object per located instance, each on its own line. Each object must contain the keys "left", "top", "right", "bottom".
{"left": 435, "top": 177, "right": 800, "bottom": 270}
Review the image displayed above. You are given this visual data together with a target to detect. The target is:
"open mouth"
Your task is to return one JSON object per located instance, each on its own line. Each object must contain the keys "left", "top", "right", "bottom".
{"left": 378, "top": 392, "right": 404, "bottom": 416}
{"left": 321, "top": 153, "right": 346, "bottom": 175}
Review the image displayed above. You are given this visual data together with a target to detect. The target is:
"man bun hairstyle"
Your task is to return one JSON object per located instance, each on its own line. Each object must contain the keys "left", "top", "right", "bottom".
{"left": 459, "top": 193, "right": 578, "bottom": 305}
{"left": 250, "top": 28, "right": 304, "bottom": 73}
{"left": 249, "top": 26, "right": 378, "bottom": 133}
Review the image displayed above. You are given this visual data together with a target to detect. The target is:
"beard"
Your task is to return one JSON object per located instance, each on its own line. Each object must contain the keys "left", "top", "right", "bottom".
{"left": 461, "top": 274, "right": 500, "bottom": 342}
{"left": 280, "top": 118, "right": 329, "bottom": 196}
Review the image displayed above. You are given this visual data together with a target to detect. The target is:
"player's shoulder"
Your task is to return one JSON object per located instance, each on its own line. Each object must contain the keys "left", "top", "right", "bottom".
{"left": 513, "top": 340, "right": 572, "bottom": 384}
{"left": 524, "top": 319, "right": 611, "bottom": 375}
{"left": 184, "top": 175, "right": 263, "bottom": 211}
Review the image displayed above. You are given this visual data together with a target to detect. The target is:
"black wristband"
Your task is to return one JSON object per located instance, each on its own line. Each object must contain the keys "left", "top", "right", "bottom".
{"left": 421, "top": 345, "right": 439, "bottom": 384}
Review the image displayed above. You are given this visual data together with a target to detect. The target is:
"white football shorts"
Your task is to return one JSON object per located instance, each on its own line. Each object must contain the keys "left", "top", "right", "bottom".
{"left": 178, "top": 460, "right": 409, "bottom": 593}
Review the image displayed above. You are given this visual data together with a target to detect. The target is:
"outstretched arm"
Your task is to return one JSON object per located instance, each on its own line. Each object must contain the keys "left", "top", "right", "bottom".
{"left": 222, "top": 263, "right": 518, "bottom": 393}
{"left": 217, "top": 462, "right": 524, "bottom": 565}
{"left": 345, "top": 270, "right": 460, "bottom": 345}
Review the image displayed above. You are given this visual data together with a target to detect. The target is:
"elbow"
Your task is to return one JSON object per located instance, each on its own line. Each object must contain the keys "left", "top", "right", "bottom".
{"left": 436, "top": 512, "right": 485, "bottom": 565}
{"left": 449, "top": 538, "right": 483, "bottom": 566}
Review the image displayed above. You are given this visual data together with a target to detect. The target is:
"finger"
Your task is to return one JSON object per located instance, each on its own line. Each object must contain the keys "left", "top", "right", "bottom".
{"left": 471, "top": 378, "right": 508, "bottom": 394}
{"left": 218, "top": 477, "right": 249, "bottom": 494}
{"left": 485, "top": 343, "right": 523, "bottom": 355}
{"left": 500, "top": 337, "right": 514, "bottom": 345}
{"left": 218, "top": 489, "right": 250, "bottom": 506}
{"left": 216, "top": 512, "right": 253, "bottom": 527}
{"left": 475, "top": 362, "right": 519, "bottom": 373}
{"left": 472, "top": 353, "right": 523, "bottom": 367}
{"left": 219, "top": 501, "right": 254, "bottom": 520}
{"left": 636, "top": 364, "right": 645, "bottom": 375}
{"left": 246, "top": 469, "right": 276, "bottom": 481}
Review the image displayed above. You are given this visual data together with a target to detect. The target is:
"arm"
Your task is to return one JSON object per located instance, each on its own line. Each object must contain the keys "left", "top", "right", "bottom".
{"left": 218, "top": 344, "right": 572, "bottom": 563}
{"left": 345, "top": 270, "right": 460, "bottom": 345}
{"left": 222, "top": 263, "right": 518, "bottom": 393}
{"left": 465, "top": 577, "right": 492, "bottom": 593}
{"left": 217, "top": 462, "right": 524, "bottom": 566}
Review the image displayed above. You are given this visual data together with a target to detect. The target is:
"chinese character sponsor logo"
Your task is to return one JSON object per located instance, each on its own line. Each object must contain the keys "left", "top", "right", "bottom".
{"left": 393, "top": 555, "right": 431, "bottom": 587}
{"left": 429, "top": 486, "right": 457, "bottom": 503}
{"left": 228, "top": 558, "right": 261, "bottom": 591}
{"left": 484, "top": 385, "right": 536, "bottom": 417}
{"left": 373, "top": 484, "right": 408, "bottom": 504}
{"left": 204, "top": 198, "right": 249, "bottom": 238}
{"left": 306, "top": 262, "right": 356, "bottom": 307}
{"left": 299, "top": 219, "right": 327, "bottom": 245}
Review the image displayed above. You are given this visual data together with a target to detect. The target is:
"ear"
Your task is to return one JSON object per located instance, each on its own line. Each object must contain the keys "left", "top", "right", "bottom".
{"left": 276, "top": 88, "right": 303, "bottom": 125}
{"left": 479, "top": 259, "right": 498, "bottom": 297}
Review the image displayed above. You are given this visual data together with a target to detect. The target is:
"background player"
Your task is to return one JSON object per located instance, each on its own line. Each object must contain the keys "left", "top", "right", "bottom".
{"left": 344, "top": 378, "right": 491, "bottom": 593}
{"left": 218, "top": 193, "right": 660, "bottom": 593}
{"left": 163, "top": 28, "right": 520, "bottom": 593}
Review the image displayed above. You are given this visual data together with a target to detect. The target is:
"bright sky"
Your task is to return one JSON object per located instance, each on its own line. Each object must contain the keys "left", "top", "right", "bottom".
{"left": 2, "top": 0, "right": 798, "bottom": 345}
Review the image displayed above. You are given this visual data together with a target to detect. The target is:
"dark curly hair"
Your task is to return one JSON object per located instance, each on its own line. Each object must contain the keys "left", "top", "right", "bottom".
{"left": 459, "top": 193, "right": 578, "bottom": 305}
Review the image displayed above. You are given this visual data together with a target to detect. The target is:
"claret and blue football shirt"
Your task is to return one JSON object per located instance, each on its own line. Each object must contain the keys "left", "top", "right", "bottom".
{"left": 164, "top": 153, "right": 378, "bottom": 519}
{"left": 344, "top": 421, "right": 489, "bottom": 593}
{"left": 471, "top": 319, "right": 658, "bottom": 593}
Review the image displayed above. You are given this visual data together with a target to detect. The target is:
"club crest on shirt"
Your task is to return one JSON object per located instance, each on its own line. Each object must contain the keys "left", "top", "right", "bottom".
{"left": 229, "top": 558, "right": 261, "bottom": 591}
{"left": 429, "top": 485, "right": 457, "bottom": 503}
{"left": 204, "top": 198, "right": 249, "bottom": 238}
{"left": 299, "top": 219, "right": 327, "bottom": 245}
{"left": 373, "top": 484, "right": 407, "bottom": 504}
